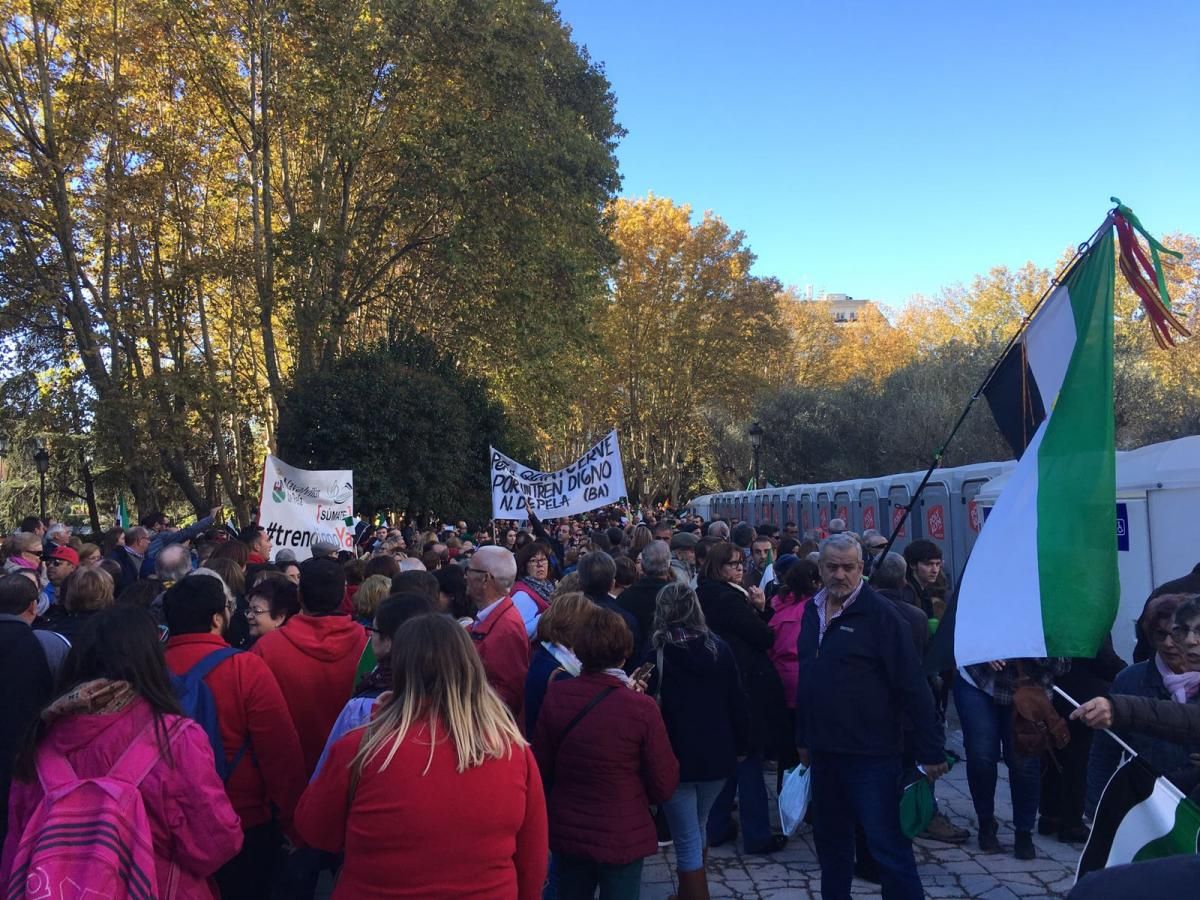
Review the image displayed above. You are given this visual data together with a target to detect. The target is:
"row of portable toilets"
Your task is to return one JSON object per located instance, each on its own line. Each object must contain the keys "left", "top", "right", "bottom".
{"left": 688, "top": 436, "right": 1200, "bottom": 662}
{"left": 691, "top": 459, "right": 1013, "bottom": 589}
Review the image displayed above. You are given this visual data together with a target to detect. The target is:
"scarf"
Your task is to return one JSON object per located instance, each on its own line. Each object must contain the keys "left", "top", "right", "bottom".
{"left": 602, "top": 667, "right": 631, "bottom": 686}
{"left": 43, "top": 679, "right": 137, "bottom": 725}
{"left": 355, "top": 662, "right": 393, "bottom": 698}
{"left": 543, "top": 642, "right": 582, "bottom": 677}
{"left": 519, "top": 576, "right": 555, "bottom": 603}
{"left": 1155, "top": 653, "right": 1200, "bottom": 703}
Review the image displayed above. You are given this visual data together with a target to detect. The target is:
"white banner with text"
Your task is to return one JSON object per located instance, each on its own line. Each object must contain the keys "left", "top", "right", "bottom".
{"left": 490, "top": 430, "right": 627, "bottom": 519}
{"left": 258, "top": 455, "right": 355, "bottom": 560}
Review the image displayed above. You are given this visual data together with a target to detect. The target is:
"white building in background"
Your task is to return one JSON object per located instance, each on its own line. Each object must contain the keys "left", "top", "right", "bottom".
{"left": 794, "top": 288, "right": 875, "bottom": 323}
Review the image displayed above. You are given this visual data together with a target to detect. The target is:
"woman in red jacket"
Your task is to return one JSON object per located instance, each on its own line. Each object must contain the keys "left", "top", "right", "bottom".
{"left": 294, "top": 612, "right": 548, "bottom": 899}
{"left": 533, "top": 605, "right": 679, "bottom": 900}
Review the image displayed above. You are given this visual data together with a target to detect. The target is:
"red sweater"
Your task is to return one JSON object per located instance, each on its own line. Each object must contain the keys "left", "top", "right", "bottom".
{"left": 533, "top": 672, "right": 679, "bottom": 865}
{"left": 251, "top": 613, "right": 367, "bottom": 777}
{"left": 165, "top": 633, "right": 307, "bottom": 834}
{"left": 468, "top": 596, "right": 530, "bottom": 716}
{"left": 295, "top": 721, "right": 548, "bottom": 899}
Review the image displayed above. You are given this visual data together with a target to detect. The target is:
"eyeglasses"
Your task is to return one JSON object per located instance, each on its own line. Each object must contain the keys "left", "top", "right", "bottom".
{"left": 466, "top": 567, "right": 491, "bottom": 579}
{"left": 1171, "top": 625, "right": 1200, "bottom": 642}
{"left": 245, "top": 606, "right": 270, "bottom": 617}
{"left": 46, "top": 558, "right": 70, "bottom": 567}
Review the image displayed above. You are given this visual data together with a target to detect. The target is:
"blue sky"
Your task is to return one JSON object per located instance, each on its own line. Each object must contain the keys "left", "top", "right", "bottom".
{"left": 555, "top": 0, "right": 1200, "bottom": 306}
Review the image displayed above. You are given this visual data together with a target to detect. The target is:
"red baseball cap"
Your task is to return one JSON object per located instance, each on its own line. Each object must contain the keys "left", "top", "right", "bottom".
{"left": 48, "top": 546, "right": 80, "bottom": 566}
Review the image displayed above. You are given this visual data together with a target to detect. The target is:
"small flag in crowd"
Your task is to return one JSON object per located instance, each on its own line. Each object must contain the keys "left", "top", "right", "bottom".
{"left": 1078, "top": 756, "right": 1200, "bottom": 878}
{"left": 117, "top": 493, "right": 129, "bottom": 528}
{"left": 955, "top": 225, "right": 1119, "bottom": 665}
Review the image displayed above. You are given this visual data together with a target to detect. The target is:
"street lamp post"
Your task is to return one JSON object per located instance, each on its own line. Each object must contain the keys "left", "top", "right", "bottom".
{"left": 748, "top": 421, "right": 764, "bottom": 490}
{"left": 33, "top": 446, "right": 49, "bottom": 520}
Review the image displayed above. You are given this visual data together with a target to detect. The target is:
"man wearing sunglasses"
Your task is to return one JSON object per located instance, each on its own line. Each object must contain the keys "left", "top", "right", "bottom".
{"left": 42, "top": 546, "right": 79, "bottom": 611}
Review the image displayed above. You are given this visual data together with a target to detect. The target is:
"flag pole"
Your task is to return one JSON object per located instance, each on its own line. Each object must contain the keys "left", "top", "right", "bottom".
{"left": 872, "top": 209, "right": 1119, "bottom": 570}
{"left": 1051, "top": 685, "right": 1140, "bottom": 758}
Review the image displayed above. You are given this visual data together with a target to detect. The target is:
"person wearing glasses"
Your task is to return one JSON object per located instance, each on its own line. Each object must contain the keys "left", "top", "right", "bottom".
{"left": 163, "top": 571, "right": 305, "bottom": 899}
{"left": 1080, "top": 594, "right": 1200, "bottom": 811}
{"left": 697, "top": 540, "right": 790, "bottom": 855}
{"left": 466, "top": 545, "right": 530, "bottom": 718}
{"left": 243, "top": 575, "right": 301, "bottom": 643}
{"left": 2, "top": 532, "right": 45, "bottom": 600}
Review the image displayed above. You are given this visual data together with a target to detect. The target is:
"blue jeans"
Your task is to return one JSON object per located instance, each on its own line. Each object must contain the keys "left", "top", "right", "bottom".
{"left": 705, "top": 752, "right": 773, "bottom": 851}
{"left": 662, "top": 780, "right": 725, "bottom": 871}
{"left": 810, "top": 752, "right": 923, "bottom": 900}
{"left": 953, "top": 676, "right": 1041, "bottom": 833}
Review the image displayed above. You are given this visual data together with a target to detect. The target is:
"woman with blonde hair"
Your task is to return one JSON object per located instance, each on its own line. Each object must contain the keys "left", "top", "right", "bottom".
{"left": 354, "top": 574, "right": 392, "bottom": 625}
{"left": 51, "top": 567, "right": 115, "bottom": 642}
{"left": 295, "top": 613, "right": 547, "bottom": 898}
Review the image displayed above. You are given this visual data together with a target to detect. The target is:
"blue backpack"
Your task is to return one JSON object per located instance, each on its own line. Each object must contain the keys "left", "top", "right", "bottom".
{"left": 171, "top": 647, "right": 251, "bottom": 781}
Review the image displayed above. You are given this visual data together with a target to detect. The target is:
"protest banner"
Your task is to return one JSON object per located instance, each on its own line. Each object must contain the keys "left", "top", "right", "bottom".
{"left": 258, "top": 455, "right": 355, "bottom": 560}
{"left": 491, "top": 430, "right": 628, "bottom": 519}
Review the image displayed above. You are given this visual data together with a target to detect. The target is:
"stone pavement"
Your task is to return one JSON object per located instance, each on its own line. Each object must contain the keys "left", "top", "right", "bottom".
{"left": 639, "top": 741, "right": 1084, "bottom": 900}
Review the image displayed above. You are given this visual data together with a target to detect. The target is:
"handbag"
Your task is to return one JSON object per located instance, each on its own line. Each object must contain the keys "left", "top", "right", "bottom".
{"left": 1012, "top": 662, "right": 1070, "bottom": 757}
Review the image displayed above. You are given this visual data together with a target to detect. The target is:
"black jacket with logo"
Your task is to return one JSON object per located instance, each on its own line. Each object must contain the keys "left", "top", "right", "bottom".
{"left": 795, "top": 582, "right": 943, "bottom": 764}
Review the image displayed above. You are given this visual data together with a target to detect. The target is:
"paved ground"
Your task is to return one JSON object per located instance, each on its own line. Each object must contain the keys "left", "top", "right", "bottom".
{"left": 640, "top": 730, "right": 1083, "bottom": 900}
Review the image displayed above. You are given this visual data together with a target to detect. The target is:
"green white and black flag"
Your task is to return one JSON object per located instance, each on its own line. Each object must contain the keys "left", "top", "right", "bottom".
{"left": 1078, "top": 756, "right": 1200, "bottom": 879}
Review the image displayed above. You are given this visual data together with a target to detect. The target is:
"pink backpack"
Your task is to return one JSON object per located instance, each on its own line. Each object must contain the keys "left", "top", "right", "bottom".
{"left": 5, "top": 720, "right": 180, "bottom": 900}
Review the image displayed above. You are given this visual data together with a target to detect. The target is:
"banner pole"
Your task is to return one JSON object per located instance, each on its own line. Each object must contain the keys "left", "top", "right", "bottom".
{"left": 1051, "top": 685, "right": 1139, "bottom": 758}
{"left": 873, "top": 211, "right": 1117, "bottom": 568}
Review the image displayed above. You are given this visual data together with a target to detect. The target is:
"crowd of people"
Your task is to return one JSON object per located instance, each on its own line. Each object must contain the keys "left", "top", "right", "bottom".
{"left": 0, "top": 505, "right": 1198, "bottom": 899}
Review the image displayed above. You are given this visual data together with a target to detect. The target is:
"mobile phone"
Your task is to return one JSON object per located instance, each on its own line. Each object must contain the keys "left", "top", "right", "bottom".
{"left": 631, "top": 662, "right": 655, "bottom": 683}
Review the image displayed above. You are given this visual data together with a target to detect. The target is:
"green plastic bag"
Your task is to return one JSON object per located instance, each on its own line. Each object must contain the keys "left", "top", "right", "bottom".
{"left": 899, "top": 751, "right": 959, "bottom": 839}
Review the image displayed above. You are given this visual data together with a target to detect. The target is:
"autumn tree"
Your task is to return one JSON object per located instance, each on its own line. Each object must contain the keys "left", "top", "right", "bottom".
{"left": 582, "top": 196, "right": 791, "bottom": 506}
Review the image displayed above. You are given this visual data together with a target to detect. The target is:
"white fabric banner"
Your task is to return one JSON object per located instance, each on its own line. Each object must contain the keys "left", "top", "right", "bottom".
{"left": 491, "top": 430, "right": 628, "bottom": 519}
{"left": 258, "top": 455, "right": 355, "bottom": 561}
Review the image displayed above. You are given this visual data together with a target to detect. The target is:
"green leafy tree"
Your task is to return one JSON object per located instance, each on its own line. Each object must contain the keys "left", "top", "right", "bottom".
{"left": 275, "top": 338, "right": 523, "bottom": 523}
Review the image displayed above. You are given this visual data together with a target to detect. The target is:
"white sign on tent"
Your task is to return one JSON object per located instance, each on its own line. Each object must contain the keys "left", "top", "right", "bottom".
{"left": 490, "top": 431, "right": 628, "bottom": 519}
{"left": 257, "top": 455, "right": 355, "bottom": 560}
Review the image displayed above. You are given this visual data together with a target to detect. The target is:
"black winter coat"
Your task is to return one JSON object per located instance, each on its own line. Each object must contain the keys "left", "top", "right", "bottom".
{"left": 617, "top": 577, "right": 672, "bottom": 656}
{"left": 697, "top": 577, "right": 789, "bottom": 755}
{"left": 645, "top": 633, "right": 750, "bottom": 782}
{"left": 0, "top": 616, "right": 54, "bottom": 846}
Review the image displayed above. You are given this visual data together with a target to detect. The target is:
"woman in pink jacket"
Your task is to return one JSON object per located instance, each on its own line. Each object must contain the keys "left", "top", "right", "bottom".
{"left": 2, "top": 606, "right": 243, "bottom": 898}
{"left": 768, "top": 556, "right": 820, "bottom": 787}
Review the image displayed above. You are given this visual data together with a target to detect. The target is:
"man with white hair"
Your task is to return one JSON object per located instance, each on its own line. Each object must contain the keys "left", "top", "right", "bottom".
{"left": 795, "top": 533, "right": 947, "bottom": 900}
{"left": 466, "top": 545, "right": 528, "bottom": 716}
{"left": 155, "top": 544, "right": 193, "bottom": 585}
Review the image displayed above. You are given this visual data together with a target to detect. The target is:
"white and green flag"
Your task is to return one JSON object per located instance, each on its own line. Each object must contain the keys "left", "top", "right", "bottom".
{"left": 1078, "top": 757, "right": 1200, "bottom": 877}
{"left": 954, "top": 229, "right": 1119, "bottom": 665}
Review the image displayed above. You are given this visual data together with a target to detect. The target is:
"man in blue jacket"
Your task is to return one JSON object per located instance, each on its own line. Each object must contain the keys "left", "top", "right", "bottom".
{"left": 795, "top": 533, "right": 947, "bottom": 900}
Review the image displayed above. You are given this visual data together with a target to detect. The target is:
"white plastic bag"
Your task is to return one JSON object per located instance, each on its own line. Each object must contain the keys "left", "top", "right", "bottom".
{"left": 778, "top": 764, "right": 811, "bottom": 836}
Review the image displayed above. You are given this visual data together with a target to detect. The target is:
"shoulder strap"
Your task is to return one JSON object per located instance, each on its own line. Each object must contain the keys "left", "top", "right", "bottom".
{"left": 183, "top": 646, "right": 240, "bottom": 681}
{"left": 35, "top": 744, "right": 79, "bottom": 794}
{"left": 557, "top": 686, "right": 617, "bottom": 748}
{"left": 110, "top": 719, "right": 183, "bottom": 787}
